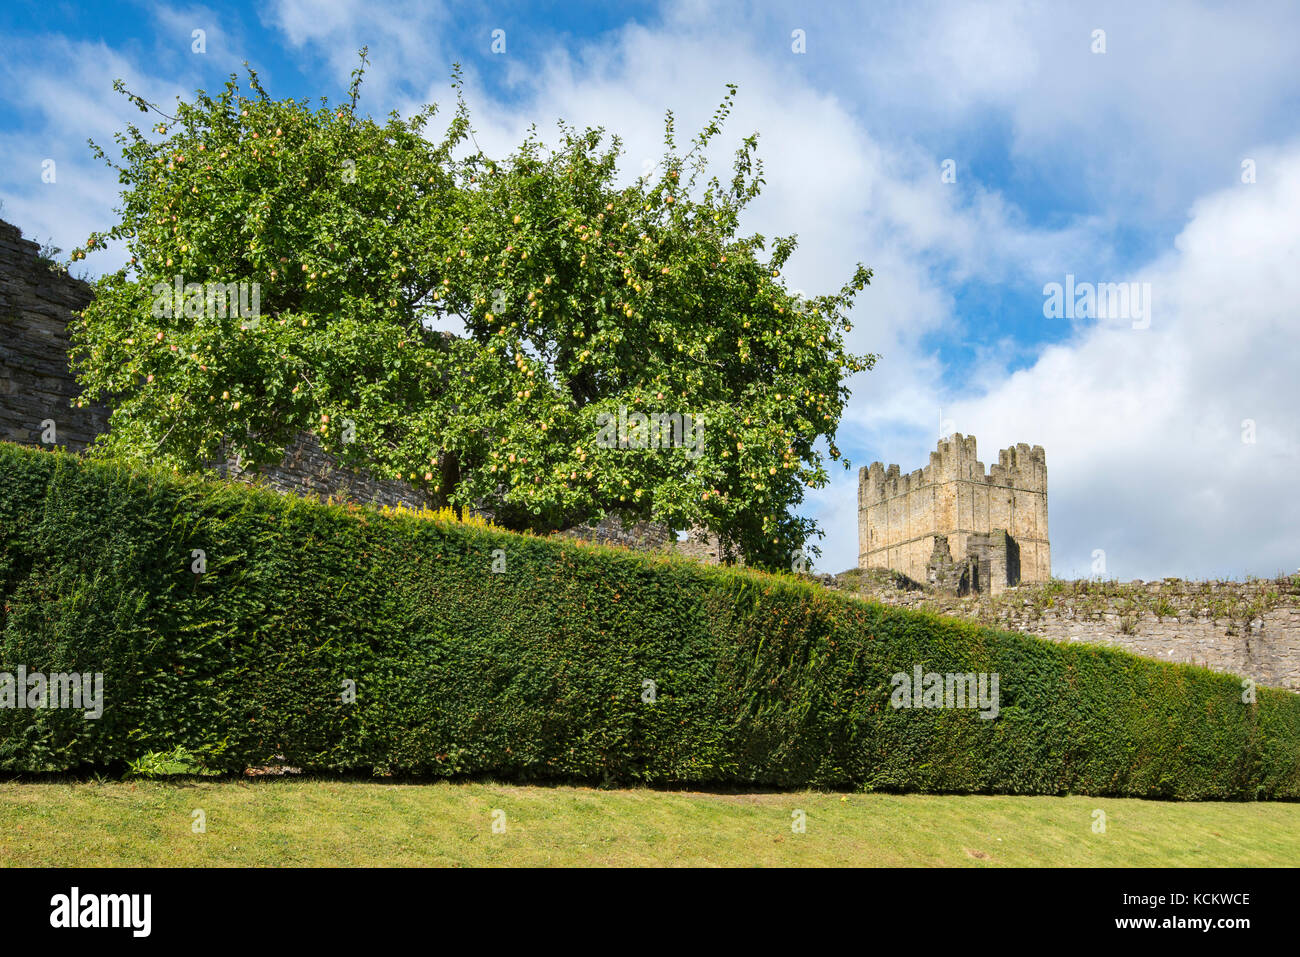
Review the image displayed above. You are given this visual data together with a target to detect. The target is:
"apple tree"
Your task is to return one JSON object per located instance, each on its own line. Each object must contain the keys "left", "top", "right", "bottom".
{"left": 70, "top": 56, "right": 875, "bottom": 569}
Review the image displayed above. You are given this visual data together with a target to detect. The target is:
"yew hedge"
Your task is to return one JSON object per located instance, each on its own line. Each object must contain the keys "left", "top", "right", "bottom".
{"left": 1, "top": 441, "right": 1297, "bottom": 798}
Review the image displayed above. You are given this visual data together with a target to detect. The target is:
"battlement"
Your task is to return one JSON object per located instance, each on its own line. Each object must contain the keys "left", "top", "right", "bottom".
{"left": 859, "top": 434, "right": 1050, "bottom": 586}
{"left": 860, "top": 433, "right": 1047, "bottom": 507}
{"left": 991, "top": 442, "right": 1047, "bottom": 492}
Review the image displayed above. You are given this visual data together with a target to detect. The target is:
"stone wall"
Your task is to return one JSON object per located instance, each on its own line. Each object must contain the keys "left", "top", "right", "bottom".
{"left": 222, "top": 432, "right": 432, "bottom": 510}
{"left": 0, "top": 221, "right": 107, "bottom": 451}
{"left": 926, "top": 534, "right": 975, "bottom": 595}
{"left": 556, "top": 516, "right": 728, "bottom": 564}
{"left": 925, "top": 529, "right": 1021, "bottom": 596}
{"left": 555, "top": 515, "right": 674, "bottom": 551}
{"left": 833, "top": 568, "right": 1300, "bottom": 692}
{"left": 859, "top": 433, "right": 1049, "bottom": 584}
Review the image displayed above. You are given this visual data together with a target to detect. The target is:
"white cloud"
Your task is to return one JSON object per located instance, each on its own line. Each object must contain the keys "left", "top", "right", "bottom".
{"left": 826, "top": 0, "right": 1300, "bottom": 218}
{"left": 264, "top": 0, "right": 451, "bottom": 106}
{"left": 947, "top": 144, "right": 1300, "bottom": 580}
{"left": 0, "top": 37, "right": 195, "bottom": 266}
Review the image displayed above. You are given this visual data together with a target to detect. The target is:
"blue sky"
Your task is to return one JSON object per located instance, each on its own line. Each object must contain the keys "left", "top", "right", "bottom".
{"left": 3, "top": 0, "right": 1299, "bottom": 580}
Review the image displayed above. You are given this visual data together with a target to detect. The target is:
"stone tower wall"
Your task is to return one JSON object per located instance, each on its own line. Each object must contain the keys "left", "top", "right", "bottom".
{"left": 0, "top": 221, "right": 108, "bottom": 451}
{"left": 859, "top": 433, "right": 1049, "bottom": 583}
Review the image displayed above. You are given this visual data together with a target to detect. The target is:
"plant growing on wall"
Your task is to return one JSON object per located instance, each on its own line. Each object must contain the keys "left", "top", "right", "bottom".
{"left": 69, "top": 51, "right": 875, "bottom": 568}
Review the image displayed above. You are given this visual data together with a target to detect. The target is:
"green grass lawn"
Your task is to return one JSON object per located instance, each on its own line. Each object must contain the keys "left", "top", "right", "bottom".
{"left": 1, "top": 779, "right": 1296, "bottom": 867}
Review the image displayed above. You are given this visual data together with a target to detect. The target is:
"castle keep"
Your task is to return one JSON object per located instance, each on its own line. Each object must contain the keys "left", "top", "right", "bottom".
{"left": 859, "top": 434, "right": 1049, "bottom": 594}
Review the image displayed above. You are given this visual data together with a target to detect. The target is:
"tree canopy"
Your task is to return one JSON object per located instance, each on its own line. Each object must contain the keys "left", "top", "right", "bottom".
{"left": 70, "top": 52, "right": 875, "bottom": 569}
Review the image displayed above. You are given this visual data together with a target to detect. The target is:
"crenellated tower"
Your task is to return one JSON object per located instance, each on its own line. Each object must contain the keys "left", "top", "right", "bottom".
{"left": 858, "top": 434, "right": 1049, "bottom": 592}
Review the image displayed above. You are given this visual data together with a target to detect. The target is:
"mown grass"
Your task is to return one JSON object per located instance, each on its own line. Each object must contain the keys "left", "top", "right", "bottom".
{"left": 1, "top": 780, "right": 1297, "bottom": 867}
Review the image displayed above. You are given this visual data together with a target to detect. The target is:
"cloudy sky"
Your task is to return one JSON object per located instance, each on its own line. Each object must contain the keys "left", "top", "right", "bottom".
{"left": 2, "top": 0, "right": 1298, "bottom": 580}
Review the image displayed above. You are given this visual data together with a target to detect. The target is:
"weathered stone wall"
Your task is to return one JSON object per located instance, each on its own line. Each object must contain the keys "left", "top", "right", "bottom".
{"left": 555, "top": 515, "right": 674, "bottom": 551}
{"left": 926, "top": 534, "right": 974, "bottom": 595}
{"left": 0, "top": 221, "right": 108, "bottom": 451}
{"left": 833, "top": 569, "right": 1300, "bottom": 691}
{"left": 859, "top": 433, "right": 1049, "bottom": 584}
{"left": 222, "top": 432, "right": 431, "bottom": 510}
{"left": 556, "top": 517, "right": 727, "bottom": 564}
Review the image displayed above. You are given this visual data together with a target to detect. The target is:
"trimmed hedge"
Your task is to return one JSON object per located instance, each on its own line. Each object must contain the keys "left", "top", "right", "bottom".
{"left": 1, "top": 440, "right": 1298, "bottom": 798}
